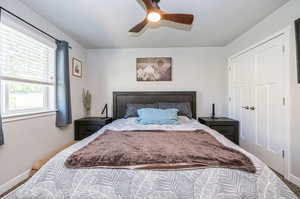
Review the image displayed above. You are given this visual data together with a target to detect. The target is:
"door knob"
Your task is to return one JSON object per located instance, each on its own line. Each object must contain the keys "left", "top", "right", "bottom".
{"left": 242, "top": 106, "right": 250, "bottom": 110}
{"left": 250, "top": 106, "right": 255, "bottom": 111}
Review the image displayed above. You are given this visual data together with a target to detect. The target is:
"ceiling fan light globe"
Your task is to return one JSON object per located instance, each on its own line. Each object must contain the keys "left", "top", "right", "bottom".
{"left": 147, "top": 12, "right": 161, "bottom": 22}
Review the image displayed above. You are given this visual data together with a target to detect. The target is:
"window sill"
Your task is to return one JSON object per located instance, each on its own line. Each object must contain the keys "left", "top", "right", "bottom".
{"left": 2, "top": 110, "right": 57, "bottom": 124}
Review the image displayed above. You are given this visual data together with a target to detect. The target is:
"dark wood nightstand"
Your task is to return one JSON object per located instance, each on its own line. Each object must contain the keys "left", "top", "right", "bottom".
{"left": 75, "top": 117, "right": 113, "bottom": 140}
{"left": 198, "top": 117, "right": 239, "bottom": 145}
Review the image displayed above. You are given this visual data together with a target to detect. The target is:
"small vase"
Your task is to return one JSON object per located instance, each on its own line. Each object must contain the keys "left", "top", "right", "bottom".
{"left": 84, "top": 109, "right": 91, "bottom": 118}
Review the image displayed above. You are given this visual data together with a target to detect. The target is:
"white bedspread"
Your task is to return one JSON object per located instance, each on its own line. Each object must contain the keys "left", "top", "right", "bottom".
{"left": 4, "top": 117, "right": 297, "bottom": 199}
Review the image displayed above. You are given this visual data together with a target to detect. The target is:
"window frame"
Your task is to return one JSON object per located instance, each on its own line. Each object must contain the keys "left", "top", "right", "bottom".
{"left": 0, "top": 22, "right": 57, "bottom": 119}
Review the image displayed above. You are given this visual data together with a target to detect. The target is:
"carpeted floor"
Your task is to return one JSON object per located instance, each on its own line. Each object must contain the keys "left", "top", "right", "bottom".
{"left": 1, "top": 174, "right": 299, "bottom": 198}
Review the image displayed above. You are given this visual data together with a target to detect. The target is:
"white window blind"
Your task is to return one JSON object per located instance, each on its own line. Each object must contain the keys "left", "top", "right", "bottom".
{"left": 0, "top": 20, "right": 56, "bottom": 117}
{"left": 0, "top": 23, "right": 55, "bottom": 85}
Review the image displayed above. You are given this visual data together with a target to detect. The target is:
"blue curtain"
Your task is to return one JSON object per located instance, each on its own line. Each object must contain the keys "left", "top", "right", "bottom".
{"left": 0, "top": 116, "right": 3, "bottom": 145}
{"left": 56, "top": 41, "right": 72, "bottom": 127}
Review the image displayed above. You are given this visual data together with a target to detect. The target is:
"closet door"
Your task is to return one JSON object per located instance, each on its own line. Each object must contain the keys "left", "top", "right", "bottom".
{"left": 230, "top": 52, "right": 255, "bottom": 145}
{"left": 229, "top": 34, "right": 287, "bottom": 175}
{"left": 252, "top": 35, "right": 286, "bottom": 174}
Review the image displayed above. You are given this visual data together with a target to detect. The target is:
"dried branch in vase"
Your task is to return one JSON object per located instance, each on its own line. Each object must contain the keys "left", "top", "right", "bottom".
{"left": 82, "top": 89, "right": 92, "bottom": 117}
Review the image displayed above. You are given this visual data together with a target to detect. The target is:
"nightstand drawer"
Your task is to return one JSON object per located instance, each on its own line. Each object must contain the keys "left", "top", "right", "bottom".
{"left": 75, "top": 117, "right": 113, "bottom": 141}
{"left": 79, "top": 125, "right": 102, "bottom": 134}
{"left": 210, "top": 125, "right": 235, "bottom": 136}
{"left": 77, "top": 125, "right": 102, "bottom": 140}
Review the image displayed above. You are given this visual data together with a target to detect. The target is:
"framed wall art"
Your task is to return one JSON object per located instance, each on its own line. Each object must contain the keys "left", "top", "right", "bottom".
{"left": 136, "top": 57, "right": 172, "bottom": 81}
{"left": 72, "top": 58, "right": 82, "bottom": 78}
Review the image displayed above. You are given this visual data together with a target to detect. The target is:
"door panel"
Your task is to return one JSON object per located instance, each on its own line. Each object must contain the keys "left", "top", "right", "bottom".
{"left": 254, "top": 35, "right": 285, "bottom": 174}
{"left": 256, "top": 45, "right": 282, "bottom": 84}
{"left": 231, "top": 52, "right": 255, "bottom": 143}
{"left": 268, "top": 84, "right": 283, "bottom": 154}
{"left": 256, "top": 85, "right": 268, "bottom": 148}
{"left": 232, "top": 86, "right": 241, "bottom": 120}
{"left": 240, "top": 86, "right": 251, "bottom": 141}
{"left": 234, "top": 54, "right": 254, "bottom": 84}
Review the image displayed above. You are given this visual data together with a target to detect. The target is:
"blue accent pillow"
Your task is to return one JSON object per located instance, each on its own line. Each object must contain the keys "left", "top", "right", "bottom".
{"left": 124, "top": 104, "right": 158, "bottom": 118}
{"left": 136, "top": 108, "right": 178, "bottom": 125}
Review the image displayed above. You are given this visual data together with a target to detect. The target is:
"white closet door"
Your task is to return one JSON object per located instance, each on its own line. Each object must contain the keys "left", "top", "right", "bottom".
{"left": 230, "top": 52, "right": 255, "bottom": 144}
{"left": 229, "top": 34, "right": 287, "bottom": 175}
{"left": 252, "top": 35, "right": 286, "bottom": 174}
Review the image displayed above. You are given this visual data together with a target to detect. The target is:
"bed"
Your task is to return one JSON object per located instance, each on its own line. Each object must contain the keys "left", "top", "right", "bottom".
{"left": 4, "top": 92, "right": 297, "bottom": 199}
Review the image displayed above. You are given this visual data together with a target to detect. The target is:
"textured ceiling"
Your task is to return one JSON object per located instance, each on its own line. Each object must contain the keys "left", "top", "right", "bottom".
{"left": 20, "top": 0, "right": 289, "bottom": 49}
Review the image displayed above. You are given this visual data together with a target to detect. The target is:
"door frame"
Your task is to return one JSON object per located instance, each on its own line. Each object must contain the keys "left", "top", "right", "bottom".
{"left": 227, "top": 27, "right": 291, "bottom": 179}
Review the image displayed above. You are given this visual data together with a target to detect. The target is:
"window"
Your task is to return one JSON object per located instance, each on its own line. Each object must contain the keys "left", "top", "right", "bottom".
{"left": 0, "top": 22, "right": 56, "bottom": 117}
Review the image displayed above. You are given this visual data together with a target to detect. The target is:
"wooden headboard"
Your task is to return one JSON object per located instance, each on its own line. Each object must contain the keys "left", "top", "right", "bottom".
{"left": 113, "top": 91, "right": 196, "bottom": 119}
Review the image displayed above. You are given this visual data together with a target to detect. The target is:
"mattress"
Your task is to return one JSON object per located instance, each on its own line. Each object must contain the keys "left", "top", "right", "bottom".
{"left": 4, "top": 117, "right": 297, "bottom": 199}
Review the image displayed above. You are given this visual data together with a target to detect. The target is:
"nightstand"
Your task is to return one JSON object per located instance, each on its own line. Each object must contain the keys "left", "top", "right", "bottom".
{"left": 198, "top": 117, "right": 239, "bottom": 145}
{"left": 75, "top": 117, "right": 113, "bottom": 140}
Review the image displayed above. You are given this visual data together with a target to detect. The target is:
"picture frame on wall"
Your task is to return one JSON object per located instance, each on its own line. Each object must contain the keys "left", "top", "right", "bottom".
{"left": 72, "top": 58, "right": 82, "bottom": 78}
{"left": 295, "top": 18, "right": 300, "bottom": 83}
{"left": 136, "top": 57, "right": 172, "bottom": 81}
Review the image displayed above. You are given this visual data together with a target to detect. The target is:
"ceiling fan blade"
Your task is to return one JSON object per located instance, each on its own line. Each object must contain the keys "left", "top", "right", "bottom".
{"left": 129, "top": 19, "right": 148, "bottom": 33}
{"left": 162, "top": 14, "right": 194, "bottom": 25}
{"left": 142, "top": 0, "right": 155, "bottom": 10}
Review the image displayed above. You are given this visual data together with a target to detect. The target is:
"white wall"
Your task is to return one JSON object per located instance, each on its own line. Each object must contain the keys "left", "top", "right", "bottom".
{"left": 226, "top": 0, "right": 300, "bottom": 183}
{"left": 87, "top": 48, "right": 227, "bottom": 118}
{"left": 0, "top": 0, "right": 87, "bottom": 187}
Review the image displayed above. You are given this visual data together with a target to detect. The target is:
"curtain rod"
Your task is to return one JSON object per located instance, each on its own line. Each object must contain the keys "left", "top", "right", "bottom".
{"left": 0, "top": 6, "right": 72, "bottom": 49}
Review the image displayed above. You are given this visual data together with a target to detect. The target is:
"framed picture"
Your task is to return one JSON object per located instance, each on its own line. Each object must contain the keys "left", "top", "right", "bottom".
{"left": 136, "top": 57, "right": 172, "bottom": 81}
{"left": 72, "top": 58, "right": 82, "bottom": 78}
{"left": 295, "top": 18, "right": 300, "bottom": 83}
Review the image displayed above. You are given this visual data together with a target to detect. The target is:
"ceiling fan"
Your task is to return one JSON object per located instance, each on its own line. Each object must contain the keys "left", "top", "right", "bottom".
{"left": 129, "top": 0, "right": 194, "bottom": 33}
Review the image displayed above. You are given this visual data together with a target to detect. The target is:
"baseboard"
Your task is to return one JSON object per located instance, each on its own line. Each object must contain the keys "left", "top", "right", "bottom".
{"left": 288, "top": 173, "right": 300, "bottom": 187}
{"left": 0, "top": 169, "right": 31, "bottom": 196}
